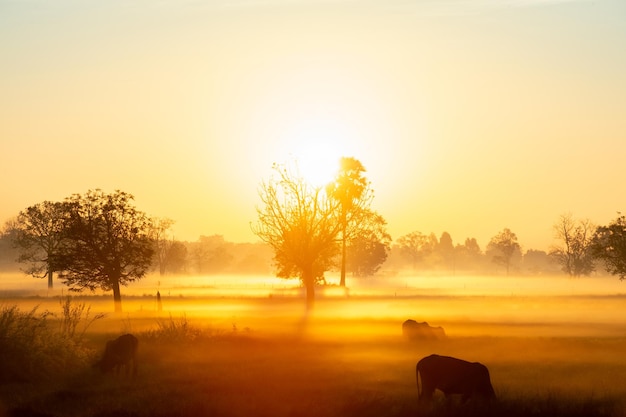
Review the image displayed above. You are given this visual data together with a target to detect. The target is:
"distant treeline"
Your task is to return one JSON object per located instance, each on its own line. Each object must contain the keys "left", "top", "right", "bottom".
{"left": 0, "top": 231, "right": 564, "bottom": 278}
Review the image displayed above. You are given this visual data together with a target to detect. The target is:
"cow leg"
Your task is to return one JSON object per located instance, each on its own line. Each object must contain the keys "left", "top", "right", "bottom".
{"left": 418, "top": 387, "right": 435, "bottom": 408}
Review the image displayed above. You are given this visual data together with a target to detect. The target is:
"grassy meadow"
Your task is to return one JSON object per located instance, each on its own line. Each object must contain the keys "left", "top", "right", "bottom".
{"left": 1, "top": 272, "right": 626, "bottom": 417}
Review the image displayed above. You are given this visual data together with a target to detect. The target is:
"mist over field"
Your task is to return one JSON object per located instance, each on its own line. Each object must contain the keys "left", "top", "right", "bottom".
{"left": 2, "top": 271, "right": 626, "bottom": 417}
{"left": 3, "top": 271, "right": 626, "bottom": 339}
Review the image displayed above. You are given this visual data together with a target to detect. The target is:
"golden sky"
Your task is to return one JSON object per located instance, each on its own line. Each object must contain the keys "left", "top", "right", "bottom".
{"left": 1, "top": 0, "right": 625, "bottom": 251}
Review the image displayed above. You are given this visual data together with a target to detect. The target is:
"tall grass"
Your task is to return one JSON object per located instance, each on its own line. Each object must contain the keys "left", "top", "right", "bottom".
{"left": 0, "top": 305, "right": 90, "bottom": 383}
{"left": 58, "top": 295, "right": 106, "bottom": 341}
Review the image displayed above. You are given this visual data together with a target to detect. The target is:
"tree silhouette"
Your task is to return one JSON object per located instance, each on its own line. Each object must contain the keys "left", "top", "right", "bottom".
{"left": 55, "top": 190, "right": 154, "bottom": 312}
{"left": 346, "top": 211, "right": 390, "bottom": 277}
{"left": 592, "top": 213, "right": 626, "bottom": 280}
{"left": 487, "top": 228, "right": 521, "bottom": 275}
{"left": 327, "top": 157, "right": 373, "bottom": 287}
{"left": 395, "top": 231, "right": 431, "bottom": 270}
{"left": 550, "top": 213, "right": 595, "bottom": 277}
{"left": 437, "top": 232, "right": 455, "bottom": 272}
{"left": 6, "top": 201, "right": 69, "bottom": 288}
{"left": 253, "top": 163, "right": 342, "bottom": 310}
{"left": 151, "top": 217, "right": 175, "bottom": 276}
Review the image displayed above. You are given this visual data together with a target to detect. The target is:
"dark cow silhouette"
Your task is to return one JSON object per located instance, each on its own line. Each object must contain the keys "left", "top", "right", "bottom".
{"left": 416, "top": 354, "right": 495, "bottom": 406}
{"left": 95, "top": 334, "right": 138, "bottom": 377}
{"left": 402, "top": 319, "right": 446, "bottom": 340}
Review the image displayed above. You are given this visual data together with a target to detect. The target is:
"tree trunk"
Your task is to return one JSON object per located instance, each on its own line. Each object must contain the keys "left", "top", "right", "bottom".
{"left": 302, "top": 269, "right": 315, "bottom": 311}
{"left": 340, "top": 233, "right": 347, "bottom": 287}
{"left": 112, "top": 279, "right": 123, "bottom": 313}
{"left": 339, "top": 214, "right": 348, "bottom": 287}
{"left": 47, "top": 269, "right": 53, "bottom": 289}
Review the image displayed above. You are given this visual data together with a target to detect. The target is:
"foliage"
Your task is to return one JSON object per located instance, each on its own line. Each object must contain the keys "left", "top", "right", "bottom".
{"left": 6, "top": 201, "right": 69, "bottom": 288}
{"left": 253, "top": 162, "right": 342, "bottom": 309}
{"left": 437, "top": 232, "right": 455, "bottom": 271}
{"left": 145, "top": 314, "right": 203, "bottom": 343}
{"left": 190, "top": 234, "right": 234, "bottom": 274}
{"left": 592, "top": 213, "right": 626, "bottom": 280}
{"left": 487, "top": 228, "right": 522, "bottom": 275}
{"left": 395, "top": 231, "right": 433, "bottom": 270}
{"left": 327, "top": 157, "right": 376, "bottom": 286}
{"left": 164, "top": 240, "right": 188, "bottom": 274}
{"left": 150, "top": 217, "right": 175, "bottom": 276}
{"left": 346, "top": 211, "right": 391, "bottom": 276}
{"left": 58, "top": 295, "right": 105, "bottom": 341}
{"left": 0, "top": 304, "right": 93, "bottom": 383}
{"left": 55, "top": 189, "right": 155, "bottom": 312}
{"left": 550, "top": 213, "right": 596, "bottom": 277}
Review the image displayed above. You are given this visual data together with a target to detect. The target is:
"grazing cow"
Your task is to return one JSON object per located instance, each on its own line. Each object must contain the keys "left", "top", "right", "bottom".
{"left": 95, "top": 334, "right": 138, "bottom": 377}
{"left": 402, "top": 319, "right": 446, "bottom": 341}
{"left": 416, "top": 354, "right": 495, "bottom": 406}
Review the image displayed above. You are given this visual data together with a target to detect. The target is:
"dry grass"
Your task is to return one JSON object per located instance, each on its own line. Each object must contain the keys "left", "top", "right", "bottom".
{"left": 1, "top": 304, "right": 625, "bottom": 417}
{"left": 2, "top": 278, "right": 626, "bottom": 417}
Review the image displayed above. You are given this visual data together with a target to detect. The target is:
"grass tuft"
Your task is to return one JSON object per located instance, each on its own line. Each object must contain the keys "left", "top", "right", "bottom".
{"left": 0, "top": 304, "right": 93, "bottom": 384}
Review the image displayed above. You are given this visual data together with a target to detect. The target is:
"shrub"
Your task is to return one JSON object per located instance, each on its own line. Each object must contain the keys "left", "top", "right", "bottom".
{"left": 143, "top": 314, "right": 202, "bottom": 344}
{"left": 0, "top": 304, "right": 93, "bottom": 383}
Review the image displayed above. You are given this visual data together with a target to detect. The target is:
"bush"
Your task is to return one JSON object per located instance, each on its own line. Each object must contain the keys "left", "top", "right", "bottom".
{"left": 0, "top": 304, "right": 93, "bottom": 383}
{"left": 143, "top": 314, "right": 203, "bottom": 344}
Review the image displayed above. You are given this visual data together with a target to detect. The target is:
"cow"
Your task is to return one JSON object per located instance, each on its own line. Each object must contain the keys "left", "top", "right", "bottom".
{"left": 94, "top": 334, "right": 138, "bottom": 377}
{"left": 402, "top": 319, "right": 446, "bottom": 341}
{"left": 416, "top": 354, "right": 495, "bottom": 407}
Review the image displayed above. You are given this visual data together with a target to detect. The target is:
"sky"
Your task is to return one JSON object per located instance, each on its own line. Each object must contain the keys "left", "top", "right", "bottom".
{"left": 1, "top": 0, "right": 625, "bottom": 252}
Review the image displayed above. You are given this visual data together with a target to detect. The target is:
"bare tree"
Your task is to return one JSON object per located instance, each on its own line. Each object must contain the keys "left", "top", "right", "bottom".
{"left": 151, "top": 218, "right": 175, "bottom": 276}
{"left": 550, "top": 213, "right": 595, "bottom": 277}
{"left": 253, "top": 163, "right": 342, "bottom": 310}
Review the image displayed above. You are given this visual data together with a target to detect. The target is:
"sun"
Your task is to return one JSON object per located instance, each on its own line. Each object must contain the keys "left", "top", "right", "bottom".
{"left": 292, "top": 142, "right": 344, "bottom": 187}
{"left": 284, "top": 121, "right": 352, "bottom": 187}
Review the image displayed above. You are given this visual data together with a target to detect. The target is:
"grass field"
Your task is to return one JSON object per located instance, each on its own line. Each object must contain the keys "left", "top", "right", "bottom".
{"left": 1, "top": 273, "right": 626, "bottom": 416}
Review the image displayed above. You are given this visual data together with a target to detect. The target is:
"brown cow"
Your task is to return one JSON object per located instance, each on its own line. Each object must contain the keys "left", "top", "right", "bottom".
{"left": 95, "top": 334, "right": 138, "bottom": 377}
{"left": 416, "top": 354, "right": 495, "bottom": 407}
{"left": 402, "top": 319, "right": 446, "bottom": 341}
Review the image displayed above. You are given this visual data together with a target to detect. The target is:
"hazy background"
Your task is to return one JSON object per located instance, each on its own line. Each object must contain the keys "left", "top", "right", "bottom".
{"left": 2, "top": 0, "right": 625, "bottom": 251}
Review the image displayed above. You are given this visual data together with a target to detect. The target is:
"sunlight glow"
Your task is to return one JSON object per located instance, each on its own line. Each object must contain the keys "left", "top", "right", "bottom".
{"left": 284, "top": 118, "right": 354, "bottom": 187}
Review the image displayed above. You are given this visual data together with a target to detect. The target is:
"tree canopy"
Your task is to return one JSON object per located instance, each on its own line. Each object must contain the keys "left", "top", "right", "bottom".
{"left": 253, "top": 163, "right": 342, "bottom": 310}
{"left": 55, "top": 190, "right": 155, "bottom": 312}
{"left": 487, "top": 228, "right": 521, "bottom": 275}
{"left": 327, "top": 157, "right": 372, "bottom": 286}
{"left": 592, "top": 213, "right": 626, "bottom": 280}
{"left": 7, "top": 201, "right": 68, "bottom": 288}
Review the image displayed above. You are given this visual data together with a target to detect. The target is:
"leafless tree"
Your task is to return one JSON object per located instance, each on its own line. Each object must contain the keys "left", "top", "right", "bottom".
{"left": 550, "top": 213, "right": 595, "bottom": 277}
{"left": 253, "top": 163, "right": 342, "bottom": 310}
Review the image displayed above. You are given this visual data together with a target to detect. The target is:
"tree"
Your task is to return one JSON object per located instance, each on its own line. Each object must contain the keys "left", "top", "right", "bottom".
{"left": 55, "top": 190, "right": 155, "bottom": 312}
{"left": 327, "top": 157, "right": 373, "bottom": 287}
{"left": 487, "top": 228, "right": 521, "bottom": 275}
{"left": 454, "top": 238, "right": 483, "bottom": 272}
{"left": 436, "top": 232, "right": 455, "bottom": 272}
{"left": 163, "top": 241, "right": 188, "bottom": 274}
{"left": 253, "top": 163, "right": 342, "bottom": 310}
{"left": 592, "top": 213, "right": 626, "bottom": 280}
{"left": 346, "top": 211, "right": 391, "bottom": 277}
{"left": 523, "top": 249, "right": 558, "bottom": 275}
{"left": 6, "top": 201, "right": 69, "bottom": 288}
{"left": 550, "top": 213, "right": 595, "bottom": 277}
{"left": 395, "top": 231, "right": 431, "bottom": 270}
{"left": 190, "top": 235, "right": 233, "bottom": 274}
{"left": 151, "top": 217, "right": 175, "bottom": 276}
